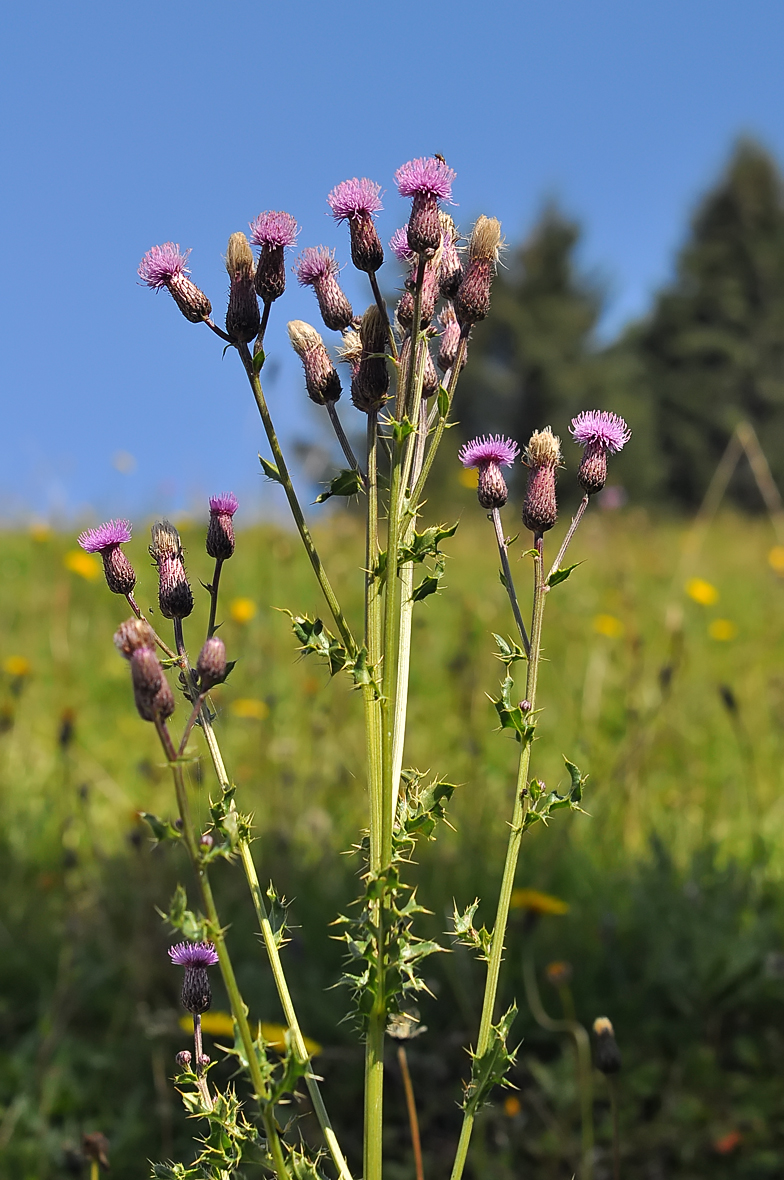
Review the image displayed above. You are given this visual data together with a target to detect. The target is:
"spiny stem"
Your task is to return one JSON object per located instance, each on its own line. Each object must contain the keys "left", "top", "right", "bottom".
{"left": 192, "top": 1013, "right": 213, "bottom": 1110}
{"left": 206, "top": 558, "right": 224, "bottom": 639}
{"left": 449, "top": 539, "right": 548, "bottom": 1180}
{"left": 326, "top": 400, "right": 365, "bottom": 482}
{"left": 369, "top": 271, "right": 398, "bottom": 359}
{"left": 236, "top": 342, "right": 356, "bottom": 655}
{"left": 491, "top": 509, "right": 530, "bottom": 656}
{"left": 548, "top": 494, "right": 590, "bottom": 582}
{"left": 397, "top": 1046, "right": 424, "bottom": 1180}
{"left": 409, "top": 331, "right": 468, "bottom": 511}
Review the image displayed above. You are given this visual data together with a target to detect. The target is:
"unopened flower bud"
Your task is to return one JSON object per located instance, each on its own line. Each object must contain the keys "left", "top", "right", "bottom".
{"left": 437, "top": 304, "right": 468, "bottom": 374}
{"left": 439, "top": 213, "right": 463, "bottom": 298}
{"left": 250, "top": 211, "right": 299, "bottom": 304}
{"left": 138, "top": 244, "right": 212, "bottom": 323}
{"left": 288, "top": 320, "right": 342, "bottom": 405}
{"left": 327, "top": 178, "right": 384, "bottom": 273}
{"left": 77, "top": 520, "right": 136, "bottom": 595}
{"left": 150, "top": 521, "right": 194, "bottom": 620}
{"left": 114, "top": 617, "right": 157, "bottom": 659}
{"left": 130, "top": 647, "right": 175, "bottom": 722}
{"left": 199, "top": 832, "right": 214, "bottom": 850}
{"left": 522, "top": 428, "right": 562, "bottom": 535}
{"left": 196, "top": 637, "right": 227, "bottom": 690}
{"left": 225, "top": 232, "right": 260, "bottom": 344}
{"left": 351, "top": 305, "right": 390, "bottom": 413}
{"left": 175, "top": 1050, "right": 192, "bottom": 1069}
{"left": 294, "top": 248, "right": 353, "bottom": 332}
{"left": 198, "top": 1054, "right": 211, "bottom": 1067}
{"left": 455, "top": 216, "right": 503, "bottom": 327}
{"left": 206, "top": 493, "right": 238, "bottom": 561}
{"left": 395, "top": 156, "right": 457, "bottom": 257}
{"left": 593, "top": 1016, "right": 622, "bottom": 1074}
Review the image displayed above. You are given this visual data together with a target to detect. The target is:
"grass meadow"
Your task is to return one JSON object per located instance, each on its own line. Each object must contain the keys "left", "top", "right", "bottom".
{"left": 2, "top": 493, "right": 784, "bottom": 1178}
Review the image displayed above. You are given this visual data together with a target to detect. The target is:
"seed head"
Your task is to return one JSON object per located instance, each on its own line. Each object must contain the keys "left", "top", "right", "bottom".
{"left": 525, "top": 427, "right": 562, "bottom": 469}
{"left": 294, "top": 247, "right": 353, "bottom": 331}
{"left": 250, "top": 211, "right": 299, "bottom": 303}
{"left": 138, "top": 243, "right": 212, "bottom": 323}
{"left": 337, "top": 329, "right": 363, "bottom": 376}
{"left": 224, "top": 232, "right": 260, "bottom": 343}
{"left": 288, "top": 320, "right": 342, "bottom": 405}
{"left": 114, "top": 617, "right": 157, "bottom": 659}
{"left": 207, "top": 492, "right": 238, "bottom": 561}
{"left": 197, "top": 636, "right": 227, "bottom": 691}
{"left": 522, "top": 427, "right": 561, "bottom": 534}
{"left": 454, "top": 216, "right": 503, "bottom": 327}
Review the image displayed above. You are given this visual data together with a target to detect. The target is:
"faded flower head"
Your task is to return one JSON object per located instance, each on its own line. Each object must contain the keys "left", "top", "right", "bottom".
{"left": 523, "top": 427, "right": 562, "bottom": 534}
{"left": 459, "top": 434, "right": 519, "bottom": 510}
{"left": 337, "top": 329, "right": 363, "bottom": 376}
{"left": 169, "top": 941, "right": 219, "bottom": 1015}
{"left": 138, "top": 243, "right": 190, "bottom": 290}
{"left": 225, "top": 232, "right": 259, "bottom": 343}
{"left": 394, "top": 156, "right": 456, "bottom": 201}
{"left": 351, "top": 305, "right": 389, "bottom": 413}
{"left": 525, "top": 427, "right": 562, "bottom": 469}
{"left": 570, "top": 411, "right": 630, "bottom": 495}
{"left": 454, "top": 215, "right": 503, "bottom": 327}
{"left": 439, "top": 213, "right": 463, "bottom": 299}
{"left": 78, "top": 520, "right": 132, "bottom": 553}
{"left": 288, "top": 320, "right": 342, "bottom": 405}
{"left": 327, "top": 177, "right": 383, "bottom": 221}
{"left": 150, "top": 521, "right": 193, "bottom": 620}
{"left": 78, "top": 520, "right": 135, "bottom": 595}
{"left": 249, "top": 211, "right": 299, "bottom": 249}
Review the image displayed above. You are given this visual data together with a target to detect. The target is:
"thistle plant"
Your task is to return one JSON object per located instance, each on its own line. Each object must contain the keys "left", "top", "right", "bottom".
{"left": 82, "top": 156, "right": 630, "bottom": 1179}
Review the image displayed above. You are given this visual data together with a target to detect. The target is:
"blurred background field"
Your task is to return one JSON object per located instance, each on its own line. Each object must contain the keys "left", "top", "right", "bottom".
{"left": 3, "top": 499, "right": 784, "bottom": 1178}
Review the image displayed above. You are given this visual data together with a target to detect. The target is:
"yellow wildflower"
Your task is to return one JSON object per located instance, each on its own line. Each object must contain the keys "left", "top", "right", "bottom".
{"left": 709, "top": 619, "right": 737, "bottom": 641}
{"left": 3, "top": 656, "right": 31, "bottom": 678}
{"left": 230, "top": 597, "right": 257, "bottom": 624}
{"left": 64, "top": 550, "right": 101, "bottom": 581}
{"left": 510, "top": 888, "right": 569, "bottom": 915}
{"left": 179, "top": 1013, "right": 321, "bottom": 1056}
{"left": 769, "top": 547, "right": 784, "bottom": 574}
{"left": 230, "top": 698, "right": 269, "bottom": 721}
{"left": 593, "top": 614, "right": 624, "bottom": 638}
{"left": 686, "top": 577, "right": 718, "bottom": 606}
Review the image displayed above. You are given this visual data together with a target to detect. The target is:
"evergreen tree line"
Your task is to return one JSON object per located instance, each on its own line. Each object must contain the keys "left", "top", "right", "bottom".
{"left": 456, "top": 140, "right": 784, "bottom": 508}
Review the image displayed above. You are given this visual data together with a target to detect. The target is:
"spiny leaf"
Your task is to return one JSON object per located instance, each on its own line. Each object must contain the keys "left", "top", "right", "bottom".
{"left": 139, "top": 811, "right": 182, "bottom": 844}
{"left": 252, "top": 348, "right": 266, "bottom": 373}
{"left": 314, "top": 467, "right": 364, "bottom": 504}
{"left": 259, "top": 455, "right": 282, "bottom": 483}
{"left": 547, "top": 561, "right": 581, "bottom": 588}
{"left": 462, "top": 1005, "right": 519, "bottom": 1116}
{"left": 437, "top": 384, "right": 450, "bottom": 419}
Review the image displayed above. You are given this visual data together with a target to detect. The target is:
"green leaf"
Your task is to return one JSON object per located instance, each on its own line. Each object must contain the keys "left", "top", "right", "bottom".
{"left": 286, "top": 611, "right": 349, "bottom": 676}
{"left": 564, "top": 756, "right": 588, "bottom": 804}
{"left": 491, "top": 676, "right": 536, "bottom": 744}
{"left": 492, "top": 633, "right": 527, "bottom": 667}
{"left": 437, "top": 383, "right": 450, "bottom": 419}
{"left": 259, "top": 455, "right": 282, "bottom": 483}
{"left": 393, "top": 417, "right": 416, "bottom": 444}
{"left": 139, "top": 811, "right": 181, "bottom": 844}
{"left": 399, "top": 521, "right": 458, "bottom": 565}
{"left": 547, "top": 561, "right": 581, "bottom": 588}
{"left": 314, "top": 467, "right": 364, "bottom": 503}
{"left": 462, "top": 1005, "right": 518, "bottom": 1115}
{"left": 252, "top": 347, "right": 266, "bottom": 373}
{"left": 411, "top": 573, "right": 441, "bottom": 601}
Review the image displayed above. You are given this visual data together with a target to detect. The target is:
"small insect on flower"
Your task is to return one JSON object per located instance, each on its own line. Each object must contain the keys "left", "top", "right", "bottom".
{"left": 395, "top": 156, "right": 457, "bottom": 257}
{"left": 459, "top": 435, "right": 520, "bottom": 510}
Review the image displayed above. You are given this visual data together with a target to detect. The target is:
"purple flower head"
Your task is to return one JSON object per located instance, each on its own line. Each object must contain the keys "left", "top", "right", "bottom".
{"left": 394, "top": 157, "right": 456, "bottom": 202}
{"left": 168, "top": 941, "right": 219, "bottom": 968}
{"left": 138, "top": 243, "right": 190, "bottom": 290}
{"left": 78, "top": 519, "right": 133, "bottom": 553}
{"left": 209, "top": 492, "right": 238, "bottom": 516}
{"left": 294, "top": 246, "right": 340, "bottom": 287}
{"left": 389, "top": 227, "right": 416, "bottom": 264}
{"left": 570, "top": 411, "right": 631, "bottom": 455}
{"left": 459, "top": 435, "right": 520, "bottom": 470}
{"left": 327, "top": 178, "right": 384, "bottom": 222}
{"left": 249, "top": 211, "right": 299, "bottom": 249}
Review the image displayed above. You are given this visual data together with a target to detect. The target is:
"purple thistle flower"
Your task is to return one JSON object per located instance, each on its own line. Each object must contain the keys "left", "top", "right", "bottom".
{"left": 459, "top": 435, "right": 520, "bottom": 469}
{"left": 327, "top": 178, "right": 383, "bottom": 222}
{"left": 168, "top": 941, "right": 219, "bottom": 967}
{"left": 78, "top": 520, "right": 133, "bottom": 552}
{"left": 389, "top": 227, "right": 415, "bottom": 264}
{"left": 294, "top": 246, "right": 340, "bottom": 287}
{"left": 570, "top": 411, "right": 631, "bottom": 455}
{"left": 394, "top": 157, "right": 456, "bottom": 201}
{"left": 209, "top": 492, "right": 238, "bottom": 516}
{"left": 249, "top": 210, "right": 299, "bottom": 249}
{"left": 138, "top": 243, "right": 190, "bottom": 290}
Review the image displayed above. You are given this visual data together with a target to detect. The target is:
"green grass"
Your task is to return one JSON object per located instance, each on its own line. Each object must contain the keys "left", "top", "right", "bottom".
{"left": 1, "top": 504, "right": 784, "bottom": 1178}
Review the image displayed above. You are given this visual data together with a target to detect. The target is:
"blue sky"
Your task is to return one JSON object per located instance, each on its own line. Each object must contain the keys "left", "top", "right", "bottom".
{"left": 1, "top": 0, "right": 783, "bottom": 521}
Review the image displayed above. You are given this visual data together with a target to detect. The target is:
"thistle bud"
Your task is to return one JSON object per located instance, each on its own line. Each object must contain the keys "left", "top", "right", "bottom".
{"left": 150, "top": 521, "right": 194, "bottom": 620}
{"left": 196, "top": 636, "right": 227, "bottom": 691}
{"left": 130, "top": 647, "right": 175, "bottom": 722}
{"left": 454, "top": 216, "right": 503, "bottom": 327}
{"left": 437, "top": 304, "right": 468, "bottom": 374}
{"left": 396, "top": 259, "right": 440, "bottom": 331}
{"left": 351, "top": 305, "right": 390, "bottom": 413}
{"left": 250, "top": 211, "right": 299, "bottom": 304}
{"left": 439, "top": 213, "right": 463, "bottom": 298}
{"left": 224, "top": 232, "right": 260, "bottom": 344}
{"left": 395, "top": 156, "right": 457, "bottom": 258}
{"left": 175, "top": 1050, "right": 192, "bottom": 1069}
{"left": 288, "top": 320, "right": 342, "bottom": 405}
{"left": 592, "top": 1016, "right": 622, "bottom": 1074}
{"left": 114, "top": 617, "right": 157, "bottom": 659}
{"left": 294, "top": 247, "right": 353, "bottom": 332}
{"left": 77, "top": 520, "right": 136, "bottom": 595}
{"left": 168, "top": 941, "right": 219, "bottom": 1015}
{"left": 522, "top": 428, "right": 562, "bottom": 535}
{"left": 327, "top": 178, "right": 384, "bottom": 273}
{"left": 138, "top": 244, "right": 212, "bottom": 323}
{"left": 206, "top": 493, "right": 238, "bottom": 561}
{"left": 397, "top": 335, "right": 439, "bottom": 405}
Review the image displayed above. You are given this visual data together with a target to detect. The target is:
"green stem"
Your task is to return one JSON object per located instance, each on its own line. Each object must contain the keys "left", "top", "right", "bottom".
{"left": 264, "top": 1107, "right": 291, "bottom": 1179}
{"left": 449, "top": 538, "right": 548, "bottom": 1180}
{"left": 237, "top": 342, "right": 356, "bottom": 656}
{"left": 206, "top": 557, "right": 224, "bottom": 639}
{"left": 491, "top": 509, "right": 530, "bottom": 656}
{"left": 409, "top": 332, "right": 468, "bottom": 511}
{"left": 365, "top": 412, "right": 384, "bottom": 873}
{"left": 369, "top": 271, "right": 398, "bottom": 359}
{"left": 240, "top": 842, "right": 354, "bottom": 1180}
